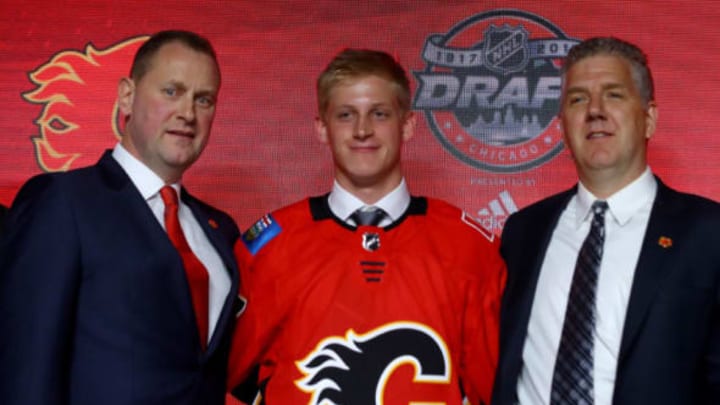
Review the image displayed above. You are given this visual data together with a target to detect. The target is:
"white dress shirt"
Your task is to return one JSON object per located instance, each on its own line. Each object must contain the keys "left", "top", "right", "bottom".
{"left": 517, "top": 167, "right": 657, "bottom": 405}
{"left": 327, "top": 179, "right": 411, "bottom": 227}
{"left": 112, "top": 144, "right": 230, "bottom": 343}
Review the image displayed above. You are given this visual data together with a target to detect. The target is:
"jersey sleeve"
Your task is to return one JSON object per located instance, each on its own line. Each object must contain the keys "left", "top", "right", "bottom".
{"left": 227, "top": 213, "right": 285, "bottom": 390}
{"left": 457, "top": 216, "right": 507, "bottom": 405}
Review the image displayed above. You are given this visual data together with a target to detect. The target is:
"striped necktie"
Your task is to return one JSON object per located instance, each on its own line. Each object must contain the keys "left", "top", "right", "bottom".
{"left": 550, "top": 200, "right": 609, "bottom": 405}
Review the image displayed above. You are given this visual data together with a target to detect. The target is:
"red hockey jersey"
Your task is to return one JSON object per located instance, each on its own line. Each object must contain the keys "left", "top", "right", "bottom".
{"left": 229, "top": 196, "right": 506, "bottom": 405}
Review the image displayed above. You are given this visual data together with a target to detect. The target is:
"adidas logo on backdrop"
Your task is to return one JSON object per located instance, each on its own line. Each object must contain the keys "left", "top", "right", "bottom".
{"left": 476, "top": 190, "right": 518, "bottom": 232}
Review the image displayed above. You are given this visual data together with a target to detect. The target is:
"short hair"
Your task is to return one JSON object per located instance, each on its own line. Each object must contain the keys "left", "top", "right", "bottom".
{"left": 316, "top": 48, "right": 411, "bottom": 117}
{"left": 562, "top": 37, "right": 654, "bottom": 106}
{"left": 129, "top": 30, "right": 219, "bottom": 82}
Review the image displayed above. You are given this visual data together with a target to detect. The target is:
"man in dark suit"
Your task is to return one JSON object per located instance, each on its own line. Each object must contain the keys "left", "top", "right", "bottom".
{"left": 492, "top": 37, "right": 720, "bottom": 405}
{"left": 0, "top": 30, "right": 240, "bottom": 404}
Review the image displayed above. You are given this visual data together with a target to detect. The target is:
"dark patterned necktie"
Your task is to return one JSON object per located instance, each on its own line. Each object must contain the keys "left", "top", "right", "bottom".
{"left": 351, "top": 207, "right": 386, "bottom": 226}
{"left": 160, "top": 186, "right": 209, "bottom": 350}
{"left": 550, "top": 200, "right": 609, "bottom": 405}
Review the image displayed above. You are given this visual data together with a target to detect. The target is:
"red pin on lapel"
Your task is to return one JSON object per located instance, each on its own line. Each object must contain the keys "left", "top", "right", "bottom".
{"left": 658, "top": 236, "right": 672, "bottom": 248}
{"left": 208, "top": 219, "right": 218, "bottom": 229}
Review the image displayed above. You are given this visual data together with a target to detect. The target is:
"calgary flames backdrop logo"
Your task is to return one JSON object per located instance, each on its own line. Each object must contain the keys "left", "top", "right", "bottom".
{"left": 413, "top": 9, "right": 580, "bottom": 173}
{"left": 22, "top": 36, "right": 148, "bottom": 172}
{"left": 296, "top": 322, "right": 451, "bottom": 405}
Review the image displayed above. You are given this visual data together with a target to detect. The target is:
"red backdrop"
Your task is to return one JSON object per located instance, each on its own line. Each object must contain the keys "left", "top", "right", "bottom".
{"left": 2, "top": 1, "right": 720, "bottom": 233}
{"left": 2, "top": 1, "right": 719, "bottom": 403}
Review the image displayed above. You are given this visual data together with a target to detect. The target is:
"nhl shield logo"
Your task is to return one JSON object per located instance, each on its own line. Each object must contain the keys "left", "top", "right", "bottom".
{"left": 482, "top": 24, "right": 529, "bottom": 75}
{"left": 361, "top": 232, "right": 381, "bottom": 252}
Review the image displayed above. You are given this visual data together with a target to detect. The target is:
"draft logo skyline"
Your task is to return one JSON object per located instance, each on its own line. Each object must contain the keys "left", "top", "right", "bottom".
{"left": 413, "top": 9, "right": 580, "bottom": 173}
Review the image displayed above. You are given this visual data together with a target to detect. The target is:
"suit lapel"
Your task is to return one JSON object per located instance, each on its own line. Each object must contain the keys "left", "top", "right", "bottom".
{"left": 97, "top": 151, "right": 178, "bottom": 247}
{"left": 98, "top": 152, "right": 213, "bottom": 350}
{"left": 618, "top": 180, "right": 679, "bottom": 363}
{"left": 183, "top": 190, "right": 239, "bottom": 352}
{"left": 501, "top": 188, "right": 575, "bottom": 393}
{"left": 182, "top": 190, "right": 237, "bottom": 275}
{"left": 510, "top": 188, "right": 575, "bottom": 327}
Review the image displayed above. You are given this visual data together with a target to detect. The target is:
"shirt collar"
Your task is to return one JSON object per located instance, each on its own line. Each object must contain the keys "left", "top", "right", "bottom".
{"left": 112, "top": 143, "right": 180, "bottom": 199}
{"left": 574, "top": 166, "right": 657, "bottom": 228}
{"left": 328, "top": 179, "right": 411, "bottom": 222}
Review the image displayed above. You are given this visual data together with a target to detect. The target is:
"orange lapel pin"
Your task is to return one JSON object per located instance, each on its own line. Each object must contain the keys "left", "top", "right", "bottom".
{"left": 658, "top": 236, "right": 672, "bottom": 248}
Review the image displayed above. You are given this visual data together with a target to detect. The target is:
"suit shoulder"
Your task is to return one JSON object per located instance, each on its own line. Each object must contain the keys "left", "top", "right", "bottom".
{"left": 512, "top": 189, "right": 573, "bottom": 219}
{"left": 11, "top": 169, "right": 88, "bottom": 208}
{"left": 668, "top": 187, "right": 720, "bottom": 211}
{"left": 505, "top": 189, "right": 570, "bottom": 221}
{"left": 4, "top": 167, "right": 106, "bottom": 249}
{"left": 659, "top": 186, "right": 720, "bottom": 228}
{"left": 501, "top": 189, "right": 572, "bottom": 238}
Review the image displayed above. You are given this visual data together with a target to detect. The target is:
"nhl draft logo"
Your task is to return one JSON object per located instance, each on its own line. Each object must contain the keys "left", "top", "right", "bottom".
{"left": 413, "top": 9, "right": 580, "bottom": 172}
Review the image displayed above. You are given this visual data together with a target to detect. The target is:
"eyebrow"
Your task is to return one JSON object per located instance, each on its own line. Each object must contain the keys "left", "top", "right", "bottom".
{"left": 566, "top": 82, "right": 628, "bottom": 94}
{"left": 335, "top": 101, "right": 394, "bottom": 109}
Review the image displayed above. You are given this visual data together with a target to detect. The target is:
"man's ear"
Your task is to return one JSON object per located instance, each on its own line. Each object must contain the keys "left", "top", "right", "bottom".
{"left": 314, "top": 116, "right": 328, "bottom": 144}
{"left": 645, "top": 101, "right": 658, "bottom": 140}
{"left": 402, "top": 111, "right": 416, "bottom": 142}
{"left": 117, "top": 77, "right": 135, "bottom": 116}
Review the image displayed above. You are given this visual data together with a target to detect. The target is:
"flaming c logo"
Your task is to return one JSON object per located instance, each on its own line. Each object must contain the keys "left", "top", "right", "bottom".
{"left": 295, "top": 322, "right": 451, "bottom": 405}
{"left": 22, "top": 36, "right": 148, "bottom": 172}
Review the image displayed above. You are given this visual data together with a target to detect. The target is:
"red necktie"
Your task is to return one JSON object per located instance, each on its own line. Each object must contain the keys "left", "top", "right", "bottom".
{"left": 160, "top": 186, "right": 209, "bottom": 349}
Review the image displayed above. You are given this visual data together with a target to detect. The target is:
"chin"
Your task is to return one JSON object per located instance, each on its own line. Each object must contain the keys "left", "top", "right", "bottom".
{"left": 166, "top": 153, "right": 199, "bottom": 168}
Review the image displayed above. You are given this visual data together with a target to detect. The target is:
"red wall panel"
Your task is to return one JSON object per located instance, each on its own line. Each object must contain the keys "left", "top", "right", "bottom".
{"left": 2, "top": 0, "right": 719, "bottom": 234}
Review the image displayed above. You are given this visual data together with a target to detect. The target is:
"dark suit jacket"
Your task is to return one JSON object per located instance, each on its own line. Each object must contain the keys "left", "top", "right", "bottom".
{"left": 0, "top": 203, "right": 6, "bottom": 234}
{"left": 0, "top": 151, "right": 241, "bottom": 405}
{"left": 492, "top": 178, "right": 720, "bottom": 404}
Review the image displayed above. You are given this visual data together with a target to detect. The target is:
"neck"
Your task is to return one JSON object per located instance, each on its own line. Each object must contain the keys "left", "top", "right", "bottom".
{"left": 580, "top": 166, "right": 646, "bottom": 199}
{"left": 336, "top": 176, "right": 402, "bottom": 205}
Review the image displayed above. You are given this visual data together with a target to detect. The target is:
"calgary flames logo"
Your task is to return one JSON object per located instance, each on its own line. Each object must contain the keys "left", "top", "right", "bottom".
{"left": 22, "top": 36, "right": 148, "bottom": 172}
{"left": 295, "top": 322, "right": 451, "bottom": 405}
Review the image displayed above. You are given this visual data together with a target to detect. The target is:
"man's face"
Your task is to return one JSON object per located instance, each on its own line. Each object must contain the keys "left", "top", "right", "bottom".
{"left": 118, "top": 41, "right": 220, "bottom": 183}
{"left": 560, "top": 54, "right": 657, "bottom": 191}
{"left": 315, "top": 75, "right": 415, "bottom": 197}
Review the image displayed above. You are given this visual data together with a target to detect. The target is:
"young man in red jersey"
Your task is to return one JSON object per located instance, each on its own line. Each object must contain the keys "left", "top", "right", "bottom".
{"left": 228, "top": 49, "right": 506, "bottom": 405}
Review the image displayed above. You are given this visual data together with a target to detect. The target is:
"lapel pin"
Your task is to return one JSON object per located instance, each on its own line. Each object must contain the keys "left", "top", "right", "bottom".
{"left": 658, "top": 236, "right": 672, "bottom": 248}
{"left": 208, "top": 219, "right": 219, "bottom": 229}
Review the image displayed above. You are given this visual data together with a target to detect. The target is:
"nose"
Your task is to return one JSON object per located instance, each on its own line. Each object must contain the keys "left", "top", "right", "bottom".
{"left": 178, "top": 96, "right": 196, "bottom": 123}
{"left": 354, "top": 115, "right": 373, "bottom": 139}
{"left": 586, "top": 95, "right": 606, "bottom": 121}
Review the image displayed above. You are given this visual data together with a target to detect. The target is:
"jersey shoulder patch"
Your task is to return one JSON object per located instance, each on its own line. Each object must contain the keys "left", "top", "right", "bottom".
{"left": 242, "top": 213, "right": 282, "bottom": 255}
{"left": 461, "top": 211, "right": 495, "bottom": 242}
